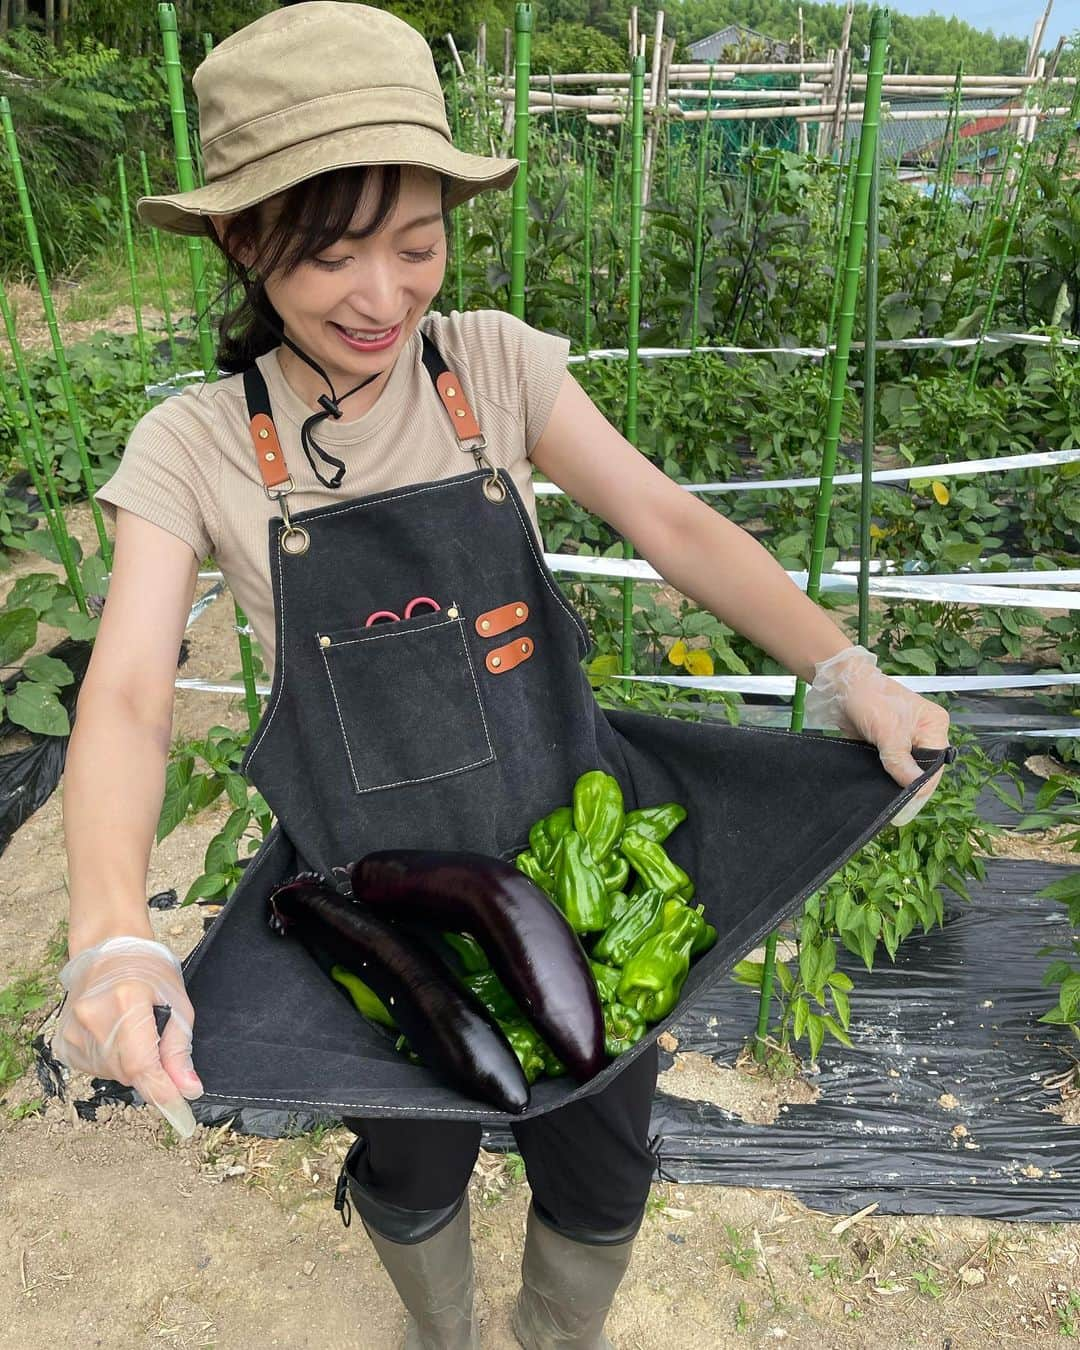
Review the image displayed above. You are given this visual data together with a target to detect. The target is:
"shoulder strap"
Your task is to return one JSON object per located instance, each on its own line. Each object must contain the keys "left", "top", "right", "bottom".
{"left": 419, "top": 331, "right": 482, "bottom": 443}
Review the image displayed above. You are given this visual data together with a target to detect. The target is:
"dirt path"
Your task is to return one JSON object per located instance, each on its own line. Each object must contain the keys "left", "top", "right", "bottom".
{"left": 3, "top": 381, "right": 1080, "bottom": 1344}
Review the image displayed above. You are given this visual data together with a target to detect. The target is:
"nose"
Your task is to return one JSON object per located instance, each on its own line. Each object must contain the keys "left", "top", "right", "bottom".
{"left": 344, "top": 258, "right": 402, "bottom": 326}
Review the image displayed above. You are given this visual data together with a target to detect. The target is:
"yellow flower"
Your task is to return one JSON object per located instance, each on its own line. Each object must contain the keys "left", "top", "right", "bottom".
{"left": 869, "top": 523, "right": 889, "bottom": 539}
{"left": 667, "top": 639, "right": 688, "bottom": 667}
{"left": 932, "top": 480, "right": 950, "bottom": 506}
{"left": 684, "top": 650, "right": 715, "bottom": 676}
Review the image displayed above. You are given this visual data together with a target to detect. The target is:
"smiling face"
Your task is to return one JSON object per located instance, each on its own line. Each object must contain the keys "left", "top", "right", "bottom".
{"left": 214, "top": 165, "right": 447, "bottom": 410}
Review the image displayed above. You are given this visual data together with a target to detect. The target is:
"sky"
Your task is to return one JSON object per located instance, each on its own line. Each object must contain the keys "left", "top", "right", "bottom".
{"left": 882, "top": 0, "right": 1074, "bottom": 46}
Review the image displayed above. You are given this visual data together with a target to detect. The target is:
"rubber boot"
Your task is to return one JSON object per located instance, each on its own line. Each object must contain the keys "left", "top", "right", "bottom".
{"left": 334, "top": 1138, "right": 479, "bottom": 1350}
{"left": 510, "top": 1202, "right": 638, "bottom": 1349}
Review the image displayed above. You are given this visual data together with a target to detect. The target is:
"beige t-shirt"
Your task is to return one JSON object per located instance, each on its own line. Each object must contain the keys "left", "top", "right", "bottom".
{"left": 95, "top": 309, "right": 571, "bottom": 681}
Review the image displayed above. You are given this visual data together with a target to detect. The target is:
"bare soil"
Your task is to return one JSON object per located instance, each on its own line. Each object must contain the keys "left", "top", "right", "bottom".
{"left": 3, "top": 322, "right": 1080, "bottom": 1345}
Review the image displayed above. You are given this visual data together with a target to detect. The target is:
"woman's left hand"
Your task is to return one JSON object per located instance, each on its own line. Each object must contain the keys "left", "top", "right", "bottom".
{"left": 804, "top": 645, "right": 951, "bottom": 826}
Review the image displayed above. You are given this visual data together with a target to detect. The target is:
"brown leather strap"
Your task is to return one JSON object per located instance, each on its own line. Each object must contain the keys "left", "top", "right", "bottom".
{"left": 435, "top": 372, "right": 481, "bottom": 441}
{"left": 248, "top": 412, "right": 291, "bottom": 492}
{"left": 475, "top": 601, "right": 529, "bottom": 638}
{"left": 485, "top": 635, "right": 534, "bottom": 674}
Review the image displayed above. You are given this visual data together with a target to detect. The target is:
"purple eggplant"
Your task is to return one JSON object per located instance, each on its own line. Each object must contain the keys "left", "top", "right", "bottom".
{"left": 267, "top": 873, "right": 529, "bottom": 1114}
{"left": 348, "top": 851, "right": 606, "bottom": 1084}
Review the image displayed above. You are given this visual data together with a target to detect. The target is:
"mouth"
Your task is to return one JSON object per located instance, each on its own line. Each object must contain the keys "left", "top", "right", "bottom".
{"left": 330, "top": 320, "right": 403, "bottom": 353}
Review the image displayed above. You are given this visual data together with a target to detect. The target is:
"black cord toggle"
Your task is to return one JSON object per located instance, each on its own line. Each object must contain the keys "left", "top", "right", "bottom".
{"left": 318, "top": 393, "right": 342, "bottom": 418}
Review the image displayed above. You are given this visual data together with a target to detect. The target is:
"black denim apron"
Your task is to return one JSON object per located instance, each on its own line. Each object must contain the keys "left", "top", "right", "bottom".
{"left": 180, "top": 333, "right": 954, "bottom": 1125}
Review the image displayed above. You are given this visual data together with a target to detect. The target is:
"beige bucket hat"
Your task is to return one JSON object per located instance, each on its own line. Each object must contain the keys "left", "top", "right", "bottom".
{"left": 138, "top": 2, "right": 518, "bottom": 235}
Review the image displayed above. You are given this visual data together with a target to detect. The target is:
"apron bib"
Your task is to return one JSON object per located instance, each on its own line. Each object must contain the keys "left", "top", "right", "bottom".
{"left": 180, "top": 333, "right": 953, "bottom": 1124}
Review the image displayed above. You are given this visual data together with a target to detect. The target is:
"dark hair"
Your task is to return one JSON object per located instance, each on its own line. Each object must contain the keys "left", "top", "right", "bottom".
{"left": 207, "top": 165, "right": 447, "bottom": 373}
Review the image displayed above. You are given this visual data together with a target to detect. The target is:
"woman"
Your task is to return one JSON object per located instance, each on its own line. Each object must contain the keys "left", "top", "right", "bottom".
{"left": 52, "top": 6, "right": 950, "bottom": 1348}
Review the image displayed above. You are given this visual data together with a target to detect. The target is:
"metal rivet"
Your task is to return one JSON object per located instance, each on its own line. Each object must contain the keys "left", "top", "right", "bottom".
{"left": 447, "top": 606, "right": 459, "bottom": 619}
{"left": 319, "top": 635, "right": 330, "bottom": 648}
{"left": 491, "top": 656, "right": 502, "bottom": 668}
{"left": 521, "top": 642, "right": 529, "bottom": 652}
{"left": 265, "top": 451, "right": 276, "bottom": 461}
{"left": 446, "top": 385, "right": 456, "bottom": 397}
{"left": 455, "top": 408, "right": 466, "bottom": 418}
{"left": 515, "top": 606, "right": 524, "bottom": 617}
{"left": 258, "top": 428, "right": 269, "bottom": 440}
{"left": 480, "top": 619, "right": 490, "bottom": 631}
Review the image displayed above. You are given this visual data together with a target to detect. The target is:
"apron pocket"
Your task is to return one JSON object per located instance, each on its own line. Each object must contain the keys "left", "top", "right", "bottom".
{"left": 316, "top": 612, "right": 496, "bottom": 795}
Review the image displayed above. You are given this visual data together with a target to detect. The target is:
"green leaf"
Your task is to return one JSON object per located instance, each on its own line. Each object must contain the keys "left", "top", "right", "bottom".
{"left": 775, "top": 959, "right": 794, "bottom": 994}
{"left": 6, "top": 573, "right": 60, "bottom": 617}
{"left": 827, "top": 970, "right": 854, "bottom": 993}
{"left": 807, "top": 1011, "right": 825, "bottom": 1062}
{"left": 225, "top": 773, "right": 250, "bottom": 808}
{"left": 1038, "top": 873, "right": 1080, "bottom": 904}
{"left": 23, "top": 653, "right": 74, "bottom": 689}
{"left": 184, "top": 872, "right": 230, "bottom": 904}
{"left": 1059, "top": 973, "right": 1080, "bottom": 1024}
{"left": 822, "top": 1014, "right": 853, "bottom": 1048}
{"left": 156, "top": 757, "right": 194, "bottom": 843}
{"left": 79, "top": 553, "right": 110, "bottom": 596}
{"left": 831, "top": 987, "right": 851, "bottom": 1031}
{"left": 793, "top": 996, "right": 809, "bottom": 1041}
{"left": 5, "top": 681, "right": 70, "bottom": 736}
{"left": 0, "top": 607, "right": 37, "bottom": 665}
{"left": 732, "top": 959, "right": 765, "bottom": 989}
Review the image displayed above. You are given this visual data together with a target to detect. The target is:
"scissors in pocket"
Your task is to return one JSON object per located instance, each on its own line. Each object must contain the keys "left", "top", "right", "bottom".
{"left": 364, "top": 596, "right": 441, "bottom": 627}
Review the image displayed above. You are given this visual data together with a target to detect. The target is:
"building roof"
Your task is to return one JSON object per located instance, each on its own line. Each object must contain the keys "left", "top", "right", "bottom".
{"left": 841, "top": 97, "right": 1010, "bottom": 164}
{"left": 688, "top": 25, "right": 791, "bottom": 63}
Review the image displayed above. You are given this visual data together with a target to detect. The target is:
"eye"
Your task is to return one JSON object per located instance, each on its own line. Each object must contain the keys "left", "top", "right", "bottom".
{"left": 403, "top": 246, "right": 438, "bottom": 263}
{"left": 312, "top": 256, "right": 349, "bottom": 271}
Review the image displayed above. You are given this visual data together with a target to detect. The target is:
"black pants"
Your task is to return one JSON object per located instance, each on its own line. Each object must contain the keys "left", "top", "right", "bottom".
{"left": 341, "top": 1043, "right": 659, "bottom": 1241}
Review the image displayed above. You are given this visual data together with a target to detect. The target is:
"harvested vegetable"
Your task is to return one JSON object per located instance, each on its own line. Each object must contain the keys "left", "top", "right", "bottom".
{"left": 529, "top": 804, "right": 573, "bottom": 872}
{"left": 330, "top": 963, "right": 396, "bottom": 1028}
{"left": 616, "top": 901, "right": 704, "bottom": 1023}
{"left": 553, "top": 830, "right": 611, "bottom": 934}
{"left": 572, "top": 770, "right": 625, "bottom": 864}
{"left": 592, "top": 887, "right": 666, "bottom": 967}
{"left": 268, "top": 872, "right": 530, "bottom": 1114}
{"left": 348, "top": 850, "right": 606, "bottom": 1083}
{"left": 603, "top": 1002, "right": 647, "bottom": 1056}
{"left": 622, "top": 803, "right": 687, "bottom": 845}
{"left": 619, "top": 829, "right": 695, "bottom": 901}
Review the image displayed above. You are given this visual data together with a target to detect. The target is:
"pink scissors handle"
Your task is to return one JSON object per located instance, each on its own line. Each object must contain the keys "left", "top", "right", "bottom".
{"left": 403, "top": 596, "right": 441, "bottom": 619}
{"left": 365, "top": 609, "right": 401, "bottom": 627}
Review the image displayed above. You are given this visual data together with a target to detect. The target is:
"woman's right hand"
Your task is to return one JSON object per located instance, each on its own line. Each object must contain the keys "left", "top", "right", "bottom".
{"left": 52, "top": 936, "right": 204, "bottom": 1138}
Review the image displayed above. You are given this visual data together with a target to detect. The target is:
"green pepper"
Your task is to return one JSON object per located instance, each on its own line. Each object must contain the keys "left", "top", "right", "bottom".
{"left": 659, "top": 898, "right": 715, "bottom": 955}
{"left": 622, "top": 803, "right": 687, "bottom": 845}
{"left": 592, "top": 887, "right": 667, "bottom": 967}
{"left": 616, "top": 905, "right": 704, "bottom": 1023}
{"left": 464, "top": 969, "right": 520, "bottom": 1022}
{"left": 619, "top": 829, "right": 694, "bottom": 901}
{"left": 331, "top": 963, "right": 397, "bottom": 1028}
{"left": 528, "top": 805, "right": 573, "bottom": 872}
{"left": 553, "top": 830, "right": 611, "bottom": 934}
{"left": 515, "top": 850, "right": 555, "bottom": 896}
{"left": 540, "top": 1041, "right": 566, "bottom": 1077}
{"left": 600, "top": 850, "right": 630, "bottom": 894}
{"left": 394, "top": 1033, "right": 422, "bottom": 1065}
{"left": 607, "top": 891, "right": 631, "bottom": 924}
{"left": 590, "top": 960, "right": 622, "bottom": 1004}
{"left": 502, "top": 1021, "right": 548, "bottom": 1084}
{"left": 603, "top": 1001, "right": 647, "bottom": 1056}
{"left": 441, "top": 931, "right": 490, "bottom": 974}
{"left": 572, "top": 771, "right": 625, "bottom": 864}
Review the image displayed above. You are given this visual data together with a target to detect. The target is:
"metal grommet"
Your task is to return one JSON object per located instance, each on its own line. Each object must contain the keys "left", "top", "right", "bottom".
{"left": 491, "top": 656, "right": 502, "bottom": 668}
{"left": 280, "top": 525, "right": 310, "bottom": 556}
{"left": 455, "top": 408, "right": 466, "bottom": 418}
{"left": 258, "top": 428, "right": 269, "bottom": 440}
{"left": 521, "top": 641, "right": 529, "bottom": 653}
{"left": 480, "top": 619, "right": 491, "bottom": 631}
{"left": 446, "top": 386, "right": 457, "bottom": 397}
{"left": 447, "top": 606, "right": 460, "bottom": 619}
{"left": 265, "top": 451, "right": 276, "bottom": 461}
{"left": 319, "top": 635, "right": 331, "bottom": 648}
{"left": 515, "top": 606, "right": 525, "bottom": 617}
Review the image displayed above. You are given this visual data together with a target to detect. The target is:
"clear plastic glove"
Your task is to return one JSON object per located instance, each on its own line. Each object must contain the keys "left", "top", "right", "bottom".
{"left": 51, "top": 936, "right": 203, "bottom": 1139}
{"left": 804, "top": 645, "right": 951, "bottom": 827}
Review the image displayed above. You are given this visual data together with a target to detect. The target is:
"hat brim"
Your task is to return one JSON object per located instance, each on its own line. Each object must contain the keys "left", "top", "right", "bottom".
{"left": 137, "top": 124, "right": 518, "bottom": 235}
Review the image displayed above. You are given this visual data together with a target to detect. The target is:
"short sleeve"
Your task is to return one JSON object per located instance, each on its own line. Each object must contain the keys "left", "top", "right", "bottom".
{"left": 95, "top": 393, "right": 219, "bottom": 563}
{"left": 436, "top": 310, "right": 570, "bottom": 455}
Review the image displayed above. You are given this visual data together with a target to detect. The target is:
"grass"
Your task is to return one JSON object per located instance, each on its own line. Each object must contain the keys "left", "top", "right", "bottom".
{"left": 0, "top": 924, "right": 67, "bottom": 1108}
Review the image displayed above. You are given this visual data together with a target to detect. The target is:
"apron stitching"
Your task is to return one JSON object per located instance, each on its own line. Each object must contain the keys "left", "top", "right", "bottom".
{"left": 324, "top": 614, "right": 457, "bottom": 649}
{"left": 318, "top": 648, "right": 362, "bottom": 791}
{"left": 196, "top": 1092, "right": 491, "bottom": 1115}
{"left": 501, "top": 483, "right": 590, "bottom": 656}
{"left": 244, "top": 528, "right": 289, "bottom": 767}
{"left": 458, "top": 617, "right": 496, "bottom": 762}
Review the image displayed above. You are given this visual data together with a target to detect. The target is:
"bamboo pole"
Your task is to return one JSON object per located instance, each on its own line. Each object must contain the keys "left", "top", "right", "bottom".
{"left": 445, "top": 31, "right": 465, "bottom": 77}
{"left": 754, "top": 7, "right": 890, "bottom": 1065}
{"left": 620, "top": 55, "right": 646, "bottom": 678}
{"left": 158, "top": 3, "right": 214, "bottom": 380}
{"left": 0, "top": 97, "right": 112, "bottom": 566}
{"left": 859, "top": 137, "right": 879, "bottom": 648}
{"left": 0, "top": 277, "right": 84, "bottom": 607}
{"left": 449, "top": 73, "right": 466, "bottom": 312}
{"left": 139, "top": 150, "right": 180, "bottom": 371}
{"left": 581, "top": 140, "right": 593, "bottom": 353}
{"left": 798, "top": 6, "right": 809, "bottom": 155}
{"left": 116, "top": 156, "right": 151, "bottom": 391}
{"left": 509, "top": 3, "right": 531, "bottom": 321}
{"left": 690, "top": 66, "right": 714, "bottom": 351}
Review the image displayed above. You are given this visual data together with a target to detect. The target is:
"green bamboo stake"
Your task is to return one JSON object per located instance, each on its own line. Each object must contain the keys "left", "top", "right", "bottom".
{"left": 139, "top": 150, "right": 180, "bottom": 371}
{"left": 928, "top": 65, "right": 963, "bottom": 251}
{"left": 0, "top": 96, "right": 112, "bottom": 566}
{"left": 859, "top": 138, "right": 880, "bottom": 648}
{"left": 690, "top": 67, "right": 715, "bottom": 351}
{"left": 509, "top": 3, "right": 532, "bottom": 321}
{"left": 823, "top": 149, "right": 859, "bottom": 389}
{"left": 620, "top": 56, "right": 646, "bottom": 678}
{"left": 449, "top": 72, "right": 466, "bottom": 312}
{"left": 582, "top": 145, "right": 594, "bottom": 352}
{"left": 547, "top": 69, "right": 559, "bottom": 140}
{"left": 158, "top": 3, "right": 215, "bottom": 379}
{"left": 159, "top": 2, "right": 260, "bottom": 735}
{"left": 0, "top": 276, "right": 83, "bottom": 605}
{"left": 966, "top": 136, "right": 1036, "bottom": 394}
{"left": 753, "top": 8, "right": 890, "bottom": 1064}
{"left": 116, "top": 156, "right": 151, "bottom": 391}
{"left": 203, "top": 31, "right": 213, "bottom": 56}
{"left": 1049, "top": 79, "right": 1080, "bottom": 177}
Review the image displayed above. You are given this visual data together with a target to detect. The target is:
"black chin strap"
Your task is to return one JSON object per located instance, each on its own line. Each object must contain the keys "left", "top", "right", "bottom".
{"left": 277, "top": 333, "right": 382, "bottom": 489}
